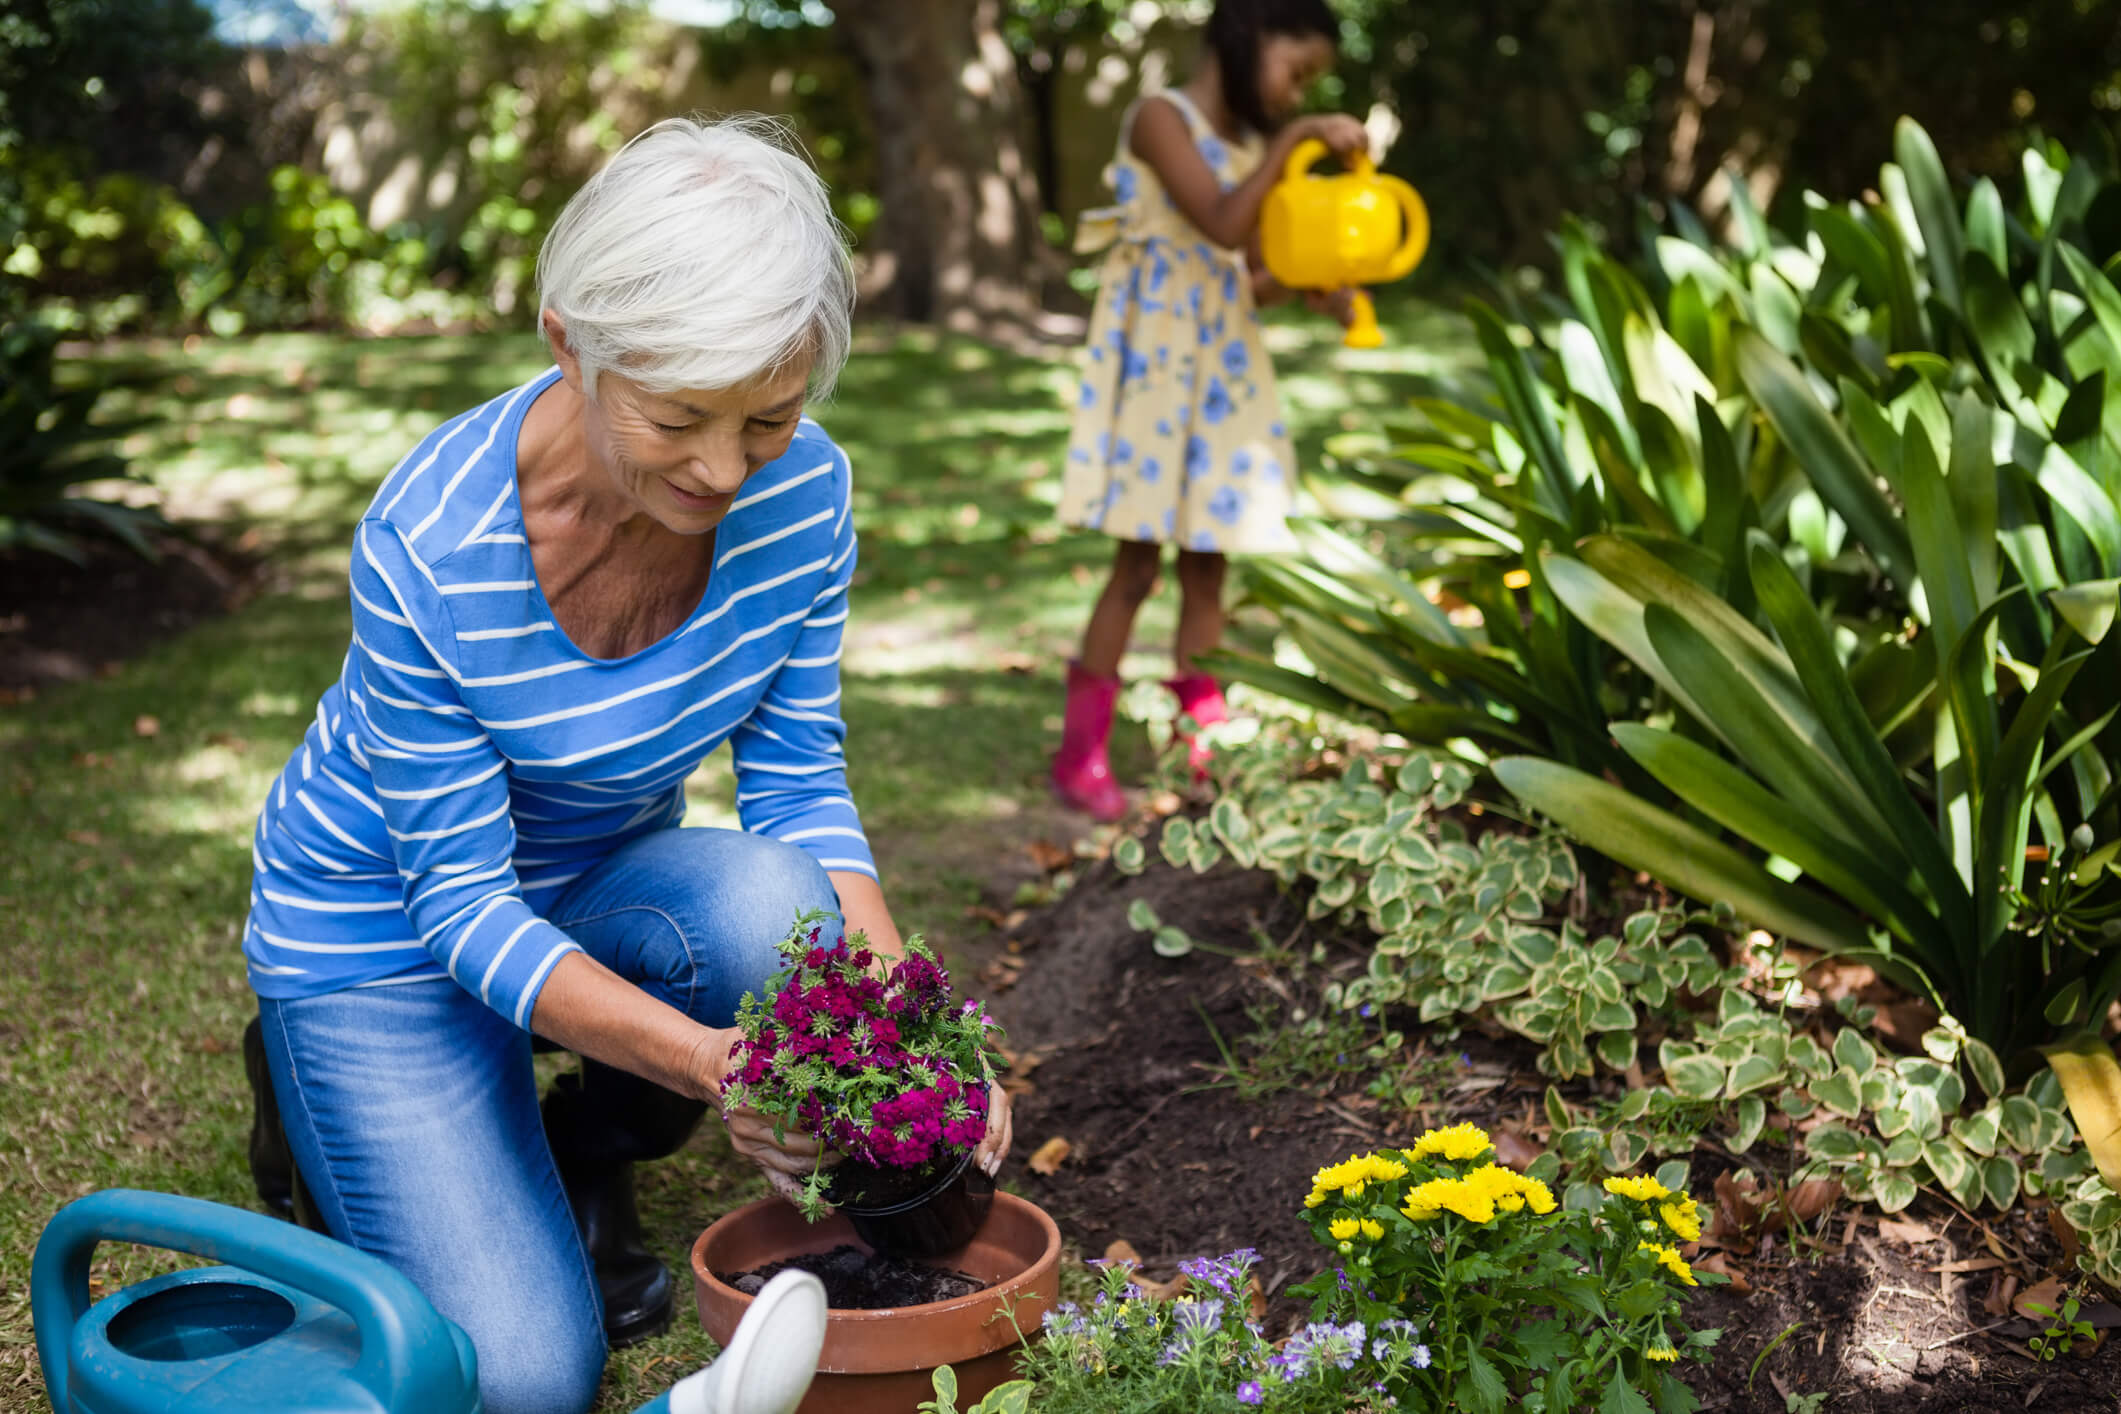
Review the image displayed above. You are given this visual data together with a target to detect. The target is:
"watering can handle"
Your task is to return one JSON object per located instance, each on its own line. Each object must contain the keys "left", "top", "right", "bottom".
{"left": 1375, "top": 173, "right": 1431, "bottom": 283}
{"left": 32, "top": 1189, "right": 467, "bottom": 1414}
{"left": 1280, "top": 137, "right": 1379, "bottom": 187}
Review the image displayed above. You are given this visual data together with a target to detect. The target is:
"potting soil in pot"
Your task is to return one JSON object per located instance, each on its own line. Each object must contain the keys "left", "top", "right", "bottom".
{"left": 722, "top": 1244, "right": 984, "bottom": 1309}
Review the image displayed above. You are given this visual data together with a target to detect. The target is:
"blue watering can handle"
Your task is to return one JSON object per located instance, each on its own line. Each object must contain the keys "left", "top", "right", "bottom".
{"left": 32, "top": 1189, "right": 467, "bottom": 1413}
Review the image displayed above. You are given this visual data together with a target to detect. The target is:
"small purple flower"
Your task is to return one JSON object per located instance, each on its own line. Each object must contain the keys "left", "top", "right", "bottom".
{"left": 1236, "top": 1382, "right": 1264, "bottom": 1406}
{"left": 1359, "top": 1003, "right": 1375, "bottom": 1018}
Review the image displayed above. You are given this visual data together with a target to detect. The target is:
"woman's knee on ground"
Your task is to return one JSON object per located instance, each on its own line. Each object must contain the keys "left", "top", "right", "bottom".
{"left": 464, "top": 1297, "right": 606, "bottom": 1414}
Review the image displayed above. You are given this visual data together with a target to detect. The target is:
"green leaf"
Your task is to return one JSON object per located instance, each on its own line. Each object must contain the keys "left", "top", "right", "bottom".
{"left": 1731, "top": 1095, "right": 1768, "bottom": 1152}
{"left": 2043, "top": 1034, "right": 2121, "bottom": 1190}
{"left": 930, "top": 1364, "right": 960, "bottom": 1406}
{"left": 1963, "top": 252, "right": 2038, "bottom": 398}
{"left": 1493, "top": 757, "right": 1872, "bottom": 954}
{"left": 1472, "top": 300, "right": 1578, "bottom": 522}
{"left": 1665, "top": 1052, "right": 1727, "bottom": 1101}
{"left": 1896, "top": 118, "right": 1966, "bottom": 315}
{"left": 1112, "top": 836, "right": 1146, "bottom": 875}
{"left": 1811, "top": 1066, "right": 1863, "bottom": 1118}
{"left": 1601, "top": 1364, "right": 1656, "bottom": 1414}
{"left": 969, "top": 1382, "right": 1034, "bottom": 1414}
{"left": 2051, "top": 580, "right": 2121, "bottom": 645}
{"left": 1874, "top": 1170, "right": 1920, "bottom": 1213}
{"left": 1466, "top": 1345, "right": 1511, "bottom": 1414}
{"left": 1834, "top": 1028, "right": 1878, "bottom": 1074}
{"left": 1151, "top": 926, "right": 1193, "bottom": 958}
{"left": 1983, "top": 1156, "right": 2020, "bottom": 1209}
{"left": 1125, "top": 898, "right": 1159, "bottom": 932}
{"left": 1738, "top": 331, "right": 1915, "bottom": 587}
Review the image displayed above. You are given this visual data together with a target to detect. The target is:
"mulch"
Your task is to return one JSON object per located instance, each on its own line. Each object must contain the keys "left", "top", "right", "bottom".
{"left": 0, "top": 534, "right": 261, "bottom": 695}
{"left": 983, "top": 850, "right": 2121, "bottom": 1412}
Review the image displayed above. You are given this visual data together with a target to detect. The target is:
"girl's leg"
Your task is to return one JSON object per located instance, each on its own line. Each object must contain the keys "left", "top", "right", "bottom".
{"left": 1056, "top": 539, "right": 1163, "bottom": 820}
{"left": 1172, "top": 549, "right": 1227, "bottom": 674}
{"left": 260, "top": 983, "right": 606, "bottom": 1414}
{"left": 1169, "top": 550, "right": 1231, "bottom": 773}
{"left": 1077, "top": 538, "right": 1164, "bottom": 677}
{"left": 538, "top": 829, "right": 841, "bottom": 1344}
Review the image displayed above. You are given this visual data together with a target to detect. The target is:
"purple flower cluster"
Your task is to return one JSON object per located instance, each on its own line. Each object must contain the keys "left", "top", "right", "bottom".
{"left": 726, "top": 914, "right": 991, "bottom": 1174}
{"left": 1271, "top": 1320, "right": 1367, "bottom": 1380}
{"left": 1178, "top": 1247, "right": 1260, "bottom": 1299}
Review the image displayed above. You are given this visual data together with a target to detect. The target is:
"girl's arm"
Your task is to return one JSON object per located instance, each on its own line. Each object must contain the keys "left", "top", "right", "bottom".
{"left": 1130, "top": 98, "right": 1367, "bottom": 251}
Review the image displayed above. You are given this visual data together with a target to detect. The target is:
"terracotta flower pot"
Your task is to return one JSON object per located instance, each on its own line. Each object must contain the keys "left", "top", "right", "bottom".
{"left": 692, "top": 1192, "right": 1060, "bottom": 1414}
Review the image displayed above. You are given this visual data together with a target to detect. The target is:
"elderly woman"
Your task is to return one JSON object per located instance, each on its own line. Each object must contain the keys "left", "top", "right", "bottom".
{"left": 236, "top": 116, "right": 1012, "bottom": 1414}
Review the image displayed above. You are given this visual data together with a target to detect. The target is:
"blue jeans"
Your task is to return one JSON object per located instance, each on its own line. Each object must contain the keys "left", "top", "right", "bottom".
{"left": 257, "top": 828, "right": 839, "bottom": 1414}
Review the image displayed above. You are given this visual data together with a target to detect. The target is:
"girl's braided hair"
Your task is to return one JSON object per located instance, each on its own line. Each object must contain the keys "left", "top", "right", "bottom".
{"left": 1205, "top": 0, "right": 1340, "bottom": 137}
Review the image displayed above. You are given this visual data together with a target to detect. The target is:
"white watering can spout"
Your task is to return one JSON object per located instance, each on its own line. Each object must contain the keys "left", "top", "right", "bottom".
{"left": 666, "top": 1269, "right": 828, "bottom": 1414}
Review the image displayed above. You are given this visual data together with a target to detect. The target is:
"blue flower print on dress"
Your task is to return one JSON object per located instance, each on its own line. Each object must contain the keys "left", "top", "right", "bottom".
{"left": 1191, "top": 530, "right": 1220, "bottom": 551}
{"left": 1185, "top": 435, "right": 1213, "bottom": 479}
{"left": 1156, "top": 345, "right": 1169, "bottom": 367}
{"left": 1198, "top": 135, "right": 1228, "bottom": 170}
{"left": 1137, "top": 522, "right": 1156, "bottom": 540}
{"left": 1202, "top": 377, "right": 1234, "bottom": 425}
{"left": 1261, "top": 456, "right": 1284, "bottom": 485}
{"left": 1222, "top": 340, "right": 1250, "bottom": 379}
{"left": 1189, "top": 285, "right": 1205, "bottom": 319}
{"left": 1114, "top": 165, "right": 1138, "bottom": 203}
{"left": 1198, "top": 323, "right": 1215, "bottom": 346}
{"left": 1149, "top": 251, "right": 1172, "bottom": 294}
{"left": 1122, "top": 346, "right": 1150, "bottom": 384}
{"left": 1105, "top": 480, "right": 1128, "bottom": 509}
{"left": 1208, "top": 486, "right": 1245, "bottom": 525}
{"left": 1113, "top": 438, "right": 1135, "bottom": 464}
{"left": 1079, "top": 380, "right": 1097, "bottom": 409}
{"left": 1231, "top": 449, "right": 1253, "bottom": 477}
{"left": 1221, "top": 266, "right": 1238, "bottom": 301}
{"left": 1140, "top": 456, "right": 1163, "bottom": 484}
{"left": 1156, "top": 418, "right": 1173, "bottom": 437}
{"left": 1270, "top": 420, "right": 1287, "bottom": 439}
{"left": 1163, "top": 508, "right": 1178, "bottom": 538}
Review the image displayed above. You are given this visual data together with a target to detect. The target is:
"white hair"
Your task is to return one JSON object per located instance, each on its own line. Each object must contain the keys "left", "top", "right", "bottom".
{"left": 536, "top": 114, "right": 854, "bottom": 401}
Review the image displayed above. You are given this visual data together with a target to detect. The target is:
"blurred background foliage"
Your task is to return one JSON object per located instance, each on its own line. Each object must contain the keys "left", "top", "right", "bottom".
{"left": 2, "top": 0, "right": 2119, "bottom": 338}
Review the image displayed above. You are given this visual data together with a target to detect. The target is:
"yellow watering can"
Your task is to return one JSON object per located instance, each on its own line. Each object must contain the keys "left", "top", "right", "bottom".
{"left": 1259, "top": 138, "right": 1429, "bottom": 349}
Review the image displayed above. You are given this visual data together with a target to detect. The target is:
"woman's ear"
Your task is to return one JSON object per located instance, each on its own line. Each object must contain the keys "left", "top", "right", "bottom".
{"left": 541, "top": 310, "right": 586, "bottom": 394}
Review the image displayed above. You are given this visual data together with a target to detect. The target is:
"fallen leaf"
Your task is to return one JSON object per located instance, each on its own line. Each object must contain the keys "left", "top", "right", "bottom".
{"left": 1148, "top": 791, "right": 1183, "bottom": 817}
{"left": 2050, "top": 1207, "right": 2083, "bottom": 1264}
{"left": 963, "top": 904, "right": 1013, "bottom": 930}
{"left": 1786, "top": 1177, "right": 1844, "bottom": 1223}
{"left": 1929, "top": 1257, "right": 2007, "bottom": 1274}
{"left": 1028, "top": 1137, "right": 1072, "bottom": 1175}
{"left": 1983, "top": 1271, "right": 2019, "bottom": 1318}
{"left": 1491, "top": 1127, "right": 1544, "bottom": 1169}
{"left": 195, "top": 1035, "right": 230, "bottom": 1055}
{"left": 1026, "top": 840, "right": 1072, "bottom": 874}
{"left": 1691, "top": 1251, "right": 1751, "bottom": 1292}
{"left": 133, "top": 714, "right": 161, "bottom": 738}
{"left": 2016, "top": 1276, "right": 2068, "bottom": 1322}
{"left": 1102, "top": 1239, "right": 1140, "bottom": 1265}
{"left": 1879, "top": 1217, "right": 1941, "bottom": 1245}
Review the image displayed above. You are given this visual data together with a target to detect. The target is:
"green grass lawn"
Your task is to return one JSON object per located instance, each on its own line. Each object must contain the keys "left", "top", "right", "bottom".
{"left": 0, "top": 297, "right": 1479, "bottom": 1410}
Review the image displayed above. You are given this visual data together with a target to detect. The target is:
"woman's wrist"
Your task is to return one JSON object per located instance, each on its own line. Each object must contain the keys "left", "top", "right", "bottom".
{"left": 687, "top": 1025, "right": 734, "bottom": 1108}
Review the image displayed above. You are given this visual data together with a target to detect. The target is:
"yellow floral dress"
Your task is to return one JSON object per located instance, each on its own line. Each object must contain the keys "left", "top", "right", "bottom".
{"left": 1058, "top": 89, "right": 1297, "bottom": 554}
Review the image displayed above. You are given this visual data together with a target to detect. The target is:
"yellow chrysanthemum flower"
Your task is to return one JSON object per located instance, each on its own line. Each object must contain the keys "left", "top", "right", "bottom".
{"left": 1363, "top": 1154, "right": 1409, "bottom": 1183}
{"left": 1411, "top": 1122, "right": 1493, "bottom": 1163}
{"left": 1659, "top": 1197, "right": 1703, "bottom": 1243}
{"left": 1359, "top": 1219, "right": 1385, "bottom": 1241}
{"left": 1646, "top": 1345, "right": 1678, "bottom": 1363}
{"left": 1438, "top": 1181, "right": 1497, "bottom": 1224}
{"left": 1605, "top": 1175, "right": 1672, "bottom": 1204}
{"left": 1640, "top": 1242, "right": 1698, "bottom": 1287}
{"left": 1304, "top": 1190, "right": 1327, "bottom": 1209}
{"left": 1521, "top": 1178, "right": 1558, "bottom": 1215}
{"left": 1330, "top": 1217, "right": 1360, "bottom": 1241}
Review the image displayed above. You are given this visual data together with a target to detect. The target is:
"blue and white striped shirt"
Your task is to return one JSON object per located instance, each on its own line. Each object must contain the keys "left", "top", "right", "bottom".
{"left": 243, "top": 367, "right": 874, "bottom": 1026}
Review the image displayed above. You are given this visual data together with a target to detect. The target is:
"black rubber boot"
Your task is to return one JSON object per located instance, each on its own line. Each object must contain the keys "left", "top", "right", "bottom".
{"left": 542, "top": 1061, "right": 709, "bottom": 1349}
{"left": 243, "top": 1014, "right": 329, "bottom": 1233}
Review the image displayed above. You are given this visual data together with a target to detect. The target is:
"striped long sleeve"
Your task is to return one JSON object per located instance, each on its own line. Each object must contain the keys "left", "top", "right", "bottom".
{"left": 732, "top": 449, "right": 876, "bottom": 879}
{"left": 348, "top": 518, "right": 580, "bottom": 1026}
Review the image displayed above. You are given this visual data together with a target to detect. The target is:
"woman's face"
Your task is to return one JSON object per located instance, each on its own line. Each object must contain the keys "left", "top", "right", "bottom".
{"left": 579, "top": 361, "right": 813, "bottom": 536}
{"left": 1258, "top": 32, "right": 1335, "bottom": 123}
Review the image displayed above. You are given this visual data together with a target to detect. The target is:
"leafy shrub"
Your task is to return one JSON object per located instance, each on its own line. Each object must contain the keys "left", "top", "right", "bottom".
{"left": 0, "top": 322, "right": 160, "bottom": 562}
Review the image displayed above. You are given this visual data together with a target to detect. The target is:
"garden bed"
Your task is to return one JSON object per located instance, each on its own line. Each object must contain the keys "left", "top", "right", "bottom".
{"left": 0, "top": 534, "right": 259, "bottom": 694}
{"left": 988, "top": 851, "right": 2121, "bottom": 1412}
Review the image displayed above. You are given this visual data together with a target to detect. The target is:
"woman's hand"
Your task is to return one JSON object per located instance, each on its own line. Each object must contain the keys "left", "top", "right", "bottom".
{"left": 1304, "top": 286, "right": 1359, "bottom": 328}
{"left": 699, "top": 1026, "right": 839, "bottom": 1200}
{"left": 975, "top": 1071, "right": 1014, "bottom": 1179}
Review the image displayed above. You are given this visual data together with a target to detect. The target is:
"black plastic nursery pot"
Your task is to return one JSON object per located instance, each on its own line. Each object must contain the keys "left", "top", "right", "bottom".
{"left": 826, "top": 1146, "right": 995, "bottom": 1259}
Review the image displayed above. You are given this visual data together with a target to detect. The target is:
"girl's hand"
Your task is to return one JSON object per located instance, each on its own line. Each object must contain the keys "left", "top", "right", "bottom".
{"left": 974, "top": 1073, "right": 1014, "bottom": 1179}
{"left": 1304, "top": 286, "right": 1359, "bottom": 328}
{"left": 701, "top": 1026, "right": 839, "bottom": 1199}
{"left": 1294, "top": 112, "right": 1370, "bottom": 160}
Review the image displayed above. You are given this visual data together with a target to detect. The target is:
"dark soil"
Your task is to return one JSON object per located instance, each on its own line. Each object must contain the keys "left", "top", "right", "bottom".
{"left": 724, "top": 1245, "right": 984, "bottom": 1310}
{"left": 0, "top": 533, "right": 259, "bottom": 693}
{"left": 986, "top": 852, "right": 2121, "bottom": 1413}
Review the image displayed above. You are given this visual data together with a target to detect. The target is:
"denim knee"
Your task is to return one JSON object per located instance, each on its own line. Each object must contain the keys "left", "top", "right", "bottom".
{"left": 468, "top": 1301, "right": 605, "bottom": 1414}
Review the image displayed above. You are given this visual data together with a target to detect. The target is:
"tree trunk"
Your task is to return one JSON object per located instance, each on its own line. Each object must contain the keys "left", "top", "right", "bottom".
{"left": 829, "top": 0, "right": 1054, "bottom": 331}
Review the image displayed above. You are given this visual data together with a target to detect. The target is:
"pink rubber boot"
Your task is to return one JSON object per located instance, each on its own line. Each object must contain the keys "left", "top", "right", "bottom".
{"left": 1051, "top": 661, "right": 1128, "bottom": 821}
{"left": 1166, "top": 673, "right": 1229, "bottom": 778}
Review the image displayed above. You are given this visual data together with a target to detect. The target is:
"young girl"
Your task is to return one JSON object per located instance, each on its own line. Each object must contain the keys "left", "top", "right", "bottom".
{"left": 1051, "top": 0, "right": 1367, "bottom": 821}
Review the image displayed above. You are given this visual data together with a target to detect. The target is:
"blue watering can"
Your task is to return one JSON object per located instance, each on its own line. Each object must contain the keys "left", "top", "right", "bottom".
{"left": 33, "top": 1189, "right": 825, "bottom": 1414}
